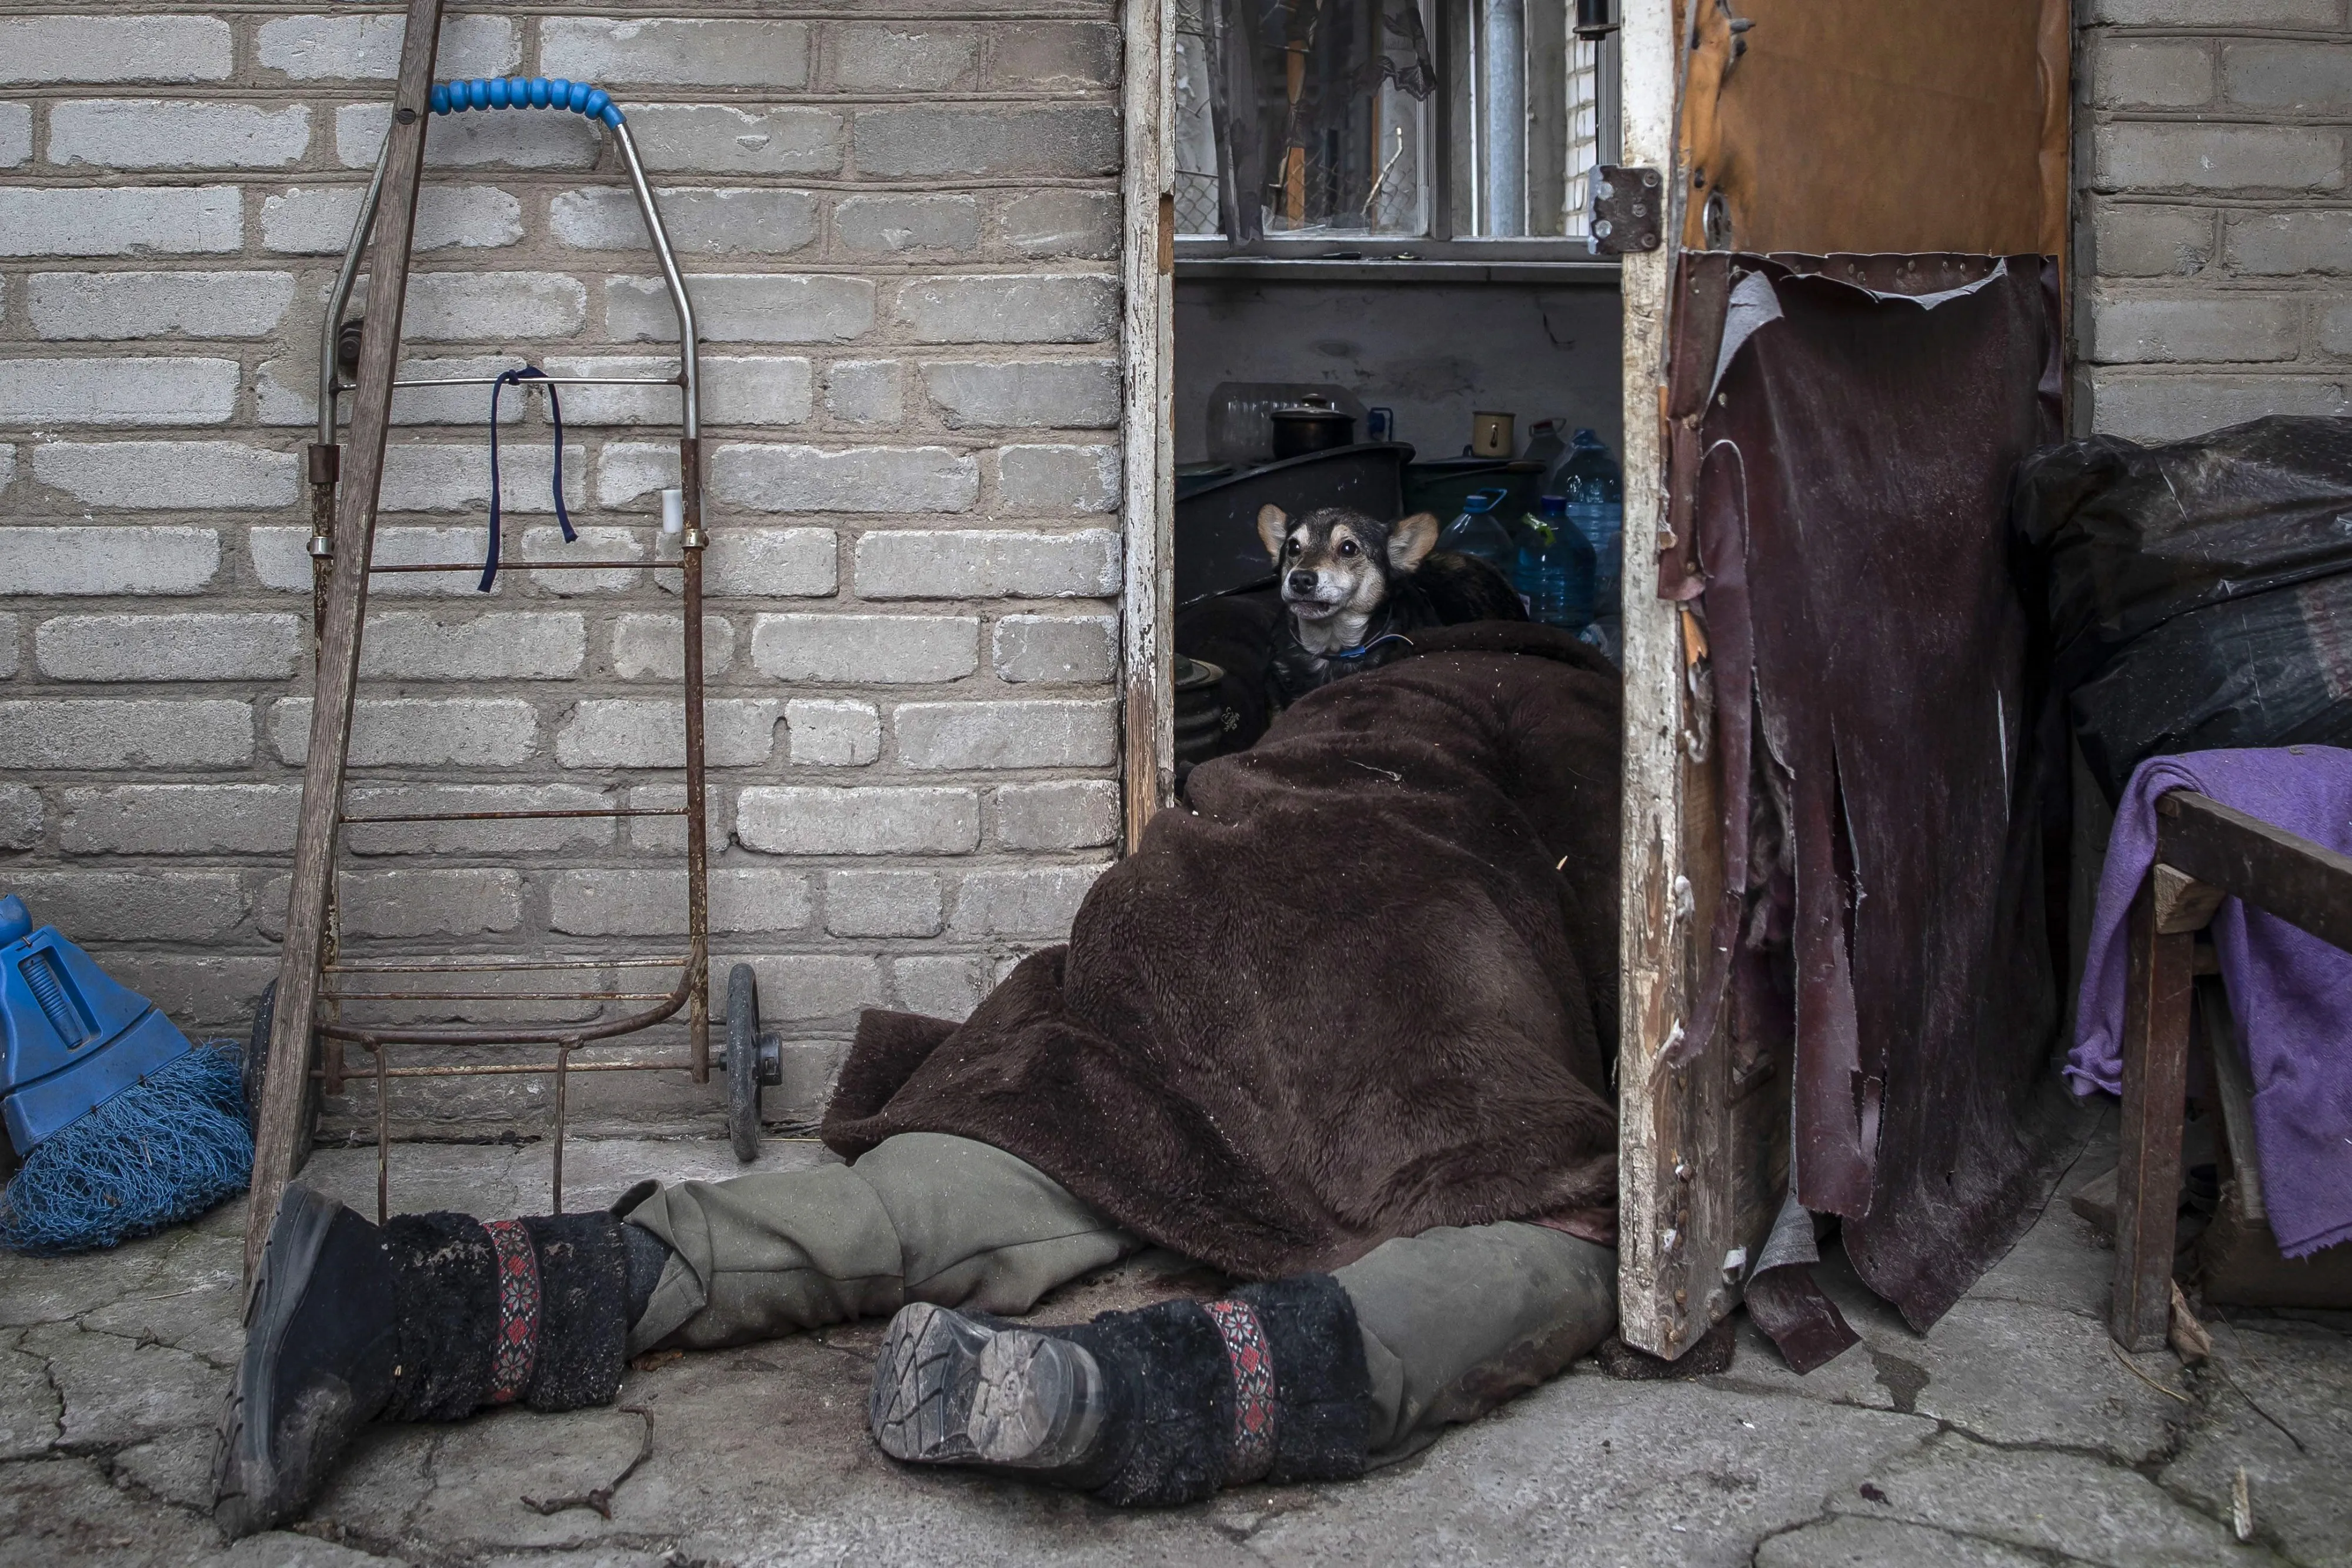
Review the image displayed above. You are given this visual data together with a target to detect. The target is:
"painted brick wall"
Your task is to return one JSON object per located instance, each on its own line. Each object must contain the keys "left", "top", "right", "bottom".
{"left": 2080, "top": 0, "right": 2352, "bottom": 439}
{"left": 0, "top": 4, "right": 1126, "bottom": 1137}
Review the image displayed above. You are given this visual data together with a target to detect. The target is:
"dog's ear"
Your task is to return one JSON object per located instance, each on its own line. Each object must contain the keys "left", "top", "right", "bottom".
{"left": 1256, "top": 504, "right": 1292, "bottom": 561}
{"left": 1388, "top": 512, "right": 1439, "bottom": 570}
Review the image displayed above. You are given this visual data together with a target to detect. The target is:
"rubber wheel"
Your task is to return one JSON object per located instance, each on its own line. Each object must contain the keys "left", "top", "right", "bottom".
{"left": 726, "top": 963, "right": 762, "bottom": 1163}
{"left": 243, "top": 979, "right": 318, "bottom": 1164}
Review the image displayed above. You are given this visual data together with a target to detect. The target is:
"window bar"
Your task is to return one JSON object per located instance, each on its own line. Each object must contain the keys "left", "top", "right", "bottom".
{"left": 1478, "top": 0, "right": 1527, "bottom": 236}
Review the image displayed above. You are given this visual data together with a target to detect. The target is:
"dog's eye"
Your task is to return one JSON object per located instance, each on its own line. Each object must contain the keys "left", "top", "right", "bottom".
{"left": 1338, "top": 539, "right": 1358, "bottom": 556}
{"left": 1285, "top": 539, "right": 1300, "bottom": 555}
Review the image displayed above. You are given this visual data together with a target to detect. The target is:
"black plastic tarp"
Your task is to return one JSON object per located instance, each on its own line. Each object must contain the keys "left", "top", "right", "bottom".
{"left": 2011, "top": 417, "right": 2352, "bottom": 800}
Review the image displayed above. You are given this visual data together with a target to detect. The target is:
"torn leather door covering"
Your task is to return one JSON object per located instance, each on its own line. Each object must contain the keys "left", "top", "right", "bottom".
{"left": 1663, "top": 253, "right": 2082, "bottom": 1369}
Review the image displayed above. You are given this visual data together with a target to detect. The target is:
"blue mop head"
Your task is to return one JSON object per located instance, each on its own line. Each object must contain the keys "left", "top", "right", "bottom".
{"left": 0, "top": 1038, "right": 253, "bottom": 1254}
{"left": 0, "top": 893, "right": 255, "bottom": 1254}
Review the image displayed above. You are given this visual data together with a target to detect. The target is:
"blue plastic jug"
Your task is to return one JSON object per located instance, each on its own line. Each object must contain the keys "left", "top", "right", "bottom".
{"left": 0, "top": 894, "right": 196, "bottom": 1157}
{"left": 1514, "top": 495, "right": 1597, "bottom": 630}
{"left": 1438, "top": 488, "right": 1519, "bottom": 581}
{"left": 1556, "top": 431, "right": 1623, "bottom": 619}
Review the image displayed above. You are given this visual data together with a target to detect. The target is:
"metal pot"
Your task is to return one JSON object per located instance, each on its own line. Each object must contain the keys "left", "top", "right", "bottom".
{"left": 1269, "top": 396, "right": 1356, "bottom": 459}
{"left": 1172, "top": 656, "right": 1233, "bottom": 767}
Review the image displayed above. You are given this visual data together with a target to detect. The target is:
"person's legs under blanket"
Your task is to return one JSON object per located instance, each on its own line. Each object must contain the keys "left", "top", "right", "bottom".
{"left": 618, "top": 1130, "right": 1142, "bottom": 1353}
{"left": 213, "top": 1132, "right": 1138, "bottom": 1539}
{"left": 1337, "top": 1221, "right": 1617, "bottom": 1461}
{"left": 867, "top": 1218, "right": 1616, "bottom": 1504}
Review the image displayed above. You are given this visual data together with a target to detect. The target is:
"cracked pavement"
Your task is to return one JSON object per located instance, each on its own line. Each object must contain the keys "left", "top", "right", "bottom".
{"left": 1, "top": 1119, "right": 2344, "bottom": 1567}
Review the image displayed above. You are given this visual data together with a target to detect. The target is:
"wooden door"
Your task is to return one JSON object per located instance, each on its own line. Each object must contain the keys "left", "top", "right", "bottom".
{"left": 1614, "top": 0, "right": 2071, "bottom": 1361}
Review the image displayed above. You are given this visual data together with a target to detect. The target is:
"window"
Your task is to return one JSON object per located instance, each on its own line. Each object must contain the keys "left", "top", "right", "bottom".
{"left": 1174, "top": 0, "right": 1618, "bottom": 257}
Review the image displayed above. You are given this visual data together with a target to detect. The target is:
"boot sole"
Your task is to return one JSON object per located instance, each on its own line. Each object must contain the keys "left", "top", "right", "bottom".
{"left": 870, "top": 1302, "right": 987, "bottom": 1464}
{"left": 871, "top": 1303, "right": 1095, "bottom": 1469}
{"left": 970, "top": 1328, "right": 1082, "bottom": 1466}
{"left": 211, "top": 1183, "right": 340, "bottom": 1539}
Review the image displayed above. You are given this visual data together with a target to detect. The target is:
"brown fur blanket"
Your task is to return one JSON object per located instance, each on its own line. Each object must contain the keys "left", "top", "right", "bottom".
{"left": 821, "top": 623, "right": 1622, "bottom": 1279}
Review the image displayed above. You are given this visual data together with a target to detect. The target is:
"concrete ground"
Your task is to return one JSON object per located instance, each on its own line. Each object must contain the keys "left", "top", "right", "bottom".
{"left": 2, "top": 1122, "right": 2345, "bottom": 1568}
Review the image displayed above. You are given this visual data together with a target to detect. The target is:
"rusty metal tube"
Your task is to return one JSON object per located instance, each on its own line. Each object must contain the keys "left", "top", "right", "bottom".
{"left": 551, "top": 1044, "right": 572, "bottom": 1213}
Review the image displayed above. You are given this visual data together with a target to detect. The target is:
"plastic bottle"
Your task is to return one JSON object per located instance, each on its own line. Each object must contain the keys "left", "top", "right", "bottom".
{"left": 1514, "top": 495, "right": 1596, "bottom": 630}
{"left": 1437, "top": 488, "right": 1519, "bottom": 582}
{"left": 1520, "top": 418, "right": 1567, "bottom": 474}
{"left": 1549, "top": 426, "right": 1623, "bottom": 503}
{"left": 1555, "top": 429, "right": 1623, "bottom": 620}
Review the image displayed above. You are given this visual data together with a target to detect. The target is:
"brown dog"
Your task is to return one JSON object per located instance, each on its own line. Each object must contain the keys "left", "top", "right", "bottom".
{"left": 1257, "top": 503, "right": 1525, "bottom": 708}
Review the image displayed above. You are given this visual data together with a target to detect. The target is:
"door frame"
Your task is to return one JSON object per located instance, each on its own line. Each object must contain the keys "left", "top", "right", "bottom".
{"left": 1119, "top": 0, "right": 1177, "bottom": 850}
{"left": 1611, "top": 0, "right": 1722, "bottom": 1362}
{"left": 1116, "top": 0, "right": 1720, "bottom": 1359}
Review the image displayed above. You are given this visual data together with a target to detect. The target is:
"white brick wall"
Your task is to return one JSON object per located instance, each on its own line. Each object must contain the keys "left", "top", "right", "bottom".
{"left": 2081, "top": 1, "right": 2352, "bottom": 438}
{"left": 2, "top": 359, "right": 240, "bottom": 425}
{"left": 261, "top": 184, "right": 525, "bottom": 254}
{"left": 0, "top": 18, "right": 235, "bottom": 85}
{"left": 0, "top": 106, "right": 31, "bottom": 171}
{"left": 47, "top": 101, "right": 313, "bottom": 171}
{"left": 29, "top": 271, "right": 296, "bottom": 339}
{"left": 255, "top": 15, "right": 521, "bottom": 82}
{"left": 0, "top": 186, "right": 245, "bottom": 256}
{"left": 1, "top": 2, "right": 1125, "bottom": 1139}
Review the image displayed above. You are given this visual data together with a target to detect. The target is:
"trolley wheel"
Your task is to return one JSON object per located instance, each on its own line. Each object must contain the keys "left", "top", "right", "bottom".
{"left": 242, "top": 979, "right": 318, "bottom": 1164}
{"left": 726, "top": 963, "right": 763, "bottom": 1163}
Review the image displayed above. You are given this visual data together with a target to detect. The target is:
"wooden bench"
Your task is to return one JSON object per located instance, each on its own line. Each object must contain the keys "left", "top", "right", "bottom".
{"left": 2109, "top": 789, "right": 2352, "bottom": 1351}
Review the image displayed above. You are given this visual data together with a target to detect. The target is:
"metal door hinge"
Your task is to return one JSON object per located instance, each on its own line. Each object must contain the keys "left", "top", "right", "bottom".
{"left": 1589, "top": 166, "right": 1664, "bottom": 255}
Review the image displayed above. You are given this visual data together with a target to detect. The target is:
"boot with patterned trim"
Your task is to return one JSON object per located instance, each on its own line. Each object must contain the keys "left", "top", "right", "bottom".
{"left": 212, "top": 1184, "right": 644, "bottom": 1540}
{"left": 868, "top": 1273, "right": 1371, "bottom": 1506}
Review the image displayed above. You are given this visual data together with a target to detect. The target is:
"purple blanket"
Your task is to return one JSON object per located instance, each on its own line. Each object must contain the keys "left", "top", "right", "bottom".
{"left": 2067, "top": 746, "right": 2352, "bottom": 1259}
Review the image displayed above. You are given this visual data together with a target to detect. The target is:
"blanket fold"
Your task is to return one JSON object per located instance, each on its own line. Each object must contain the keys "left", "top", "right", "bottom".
{"left": 824, "top": 624, "right": 1623, "bottom": 1279}
{"left": 2068, "top": 745, "right": 2352, "bottom": 1260}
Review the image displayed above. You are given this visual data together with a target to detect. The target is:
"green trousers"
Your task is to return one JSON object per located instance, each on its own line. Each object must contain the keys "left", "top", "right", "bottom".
{"left": 618, "top": 1132, "right": 1616, "bottom": 1457}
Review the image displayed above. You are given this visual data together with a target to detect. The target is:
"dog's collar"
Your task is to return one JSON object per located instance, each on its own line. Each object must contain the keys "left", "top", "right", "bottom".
{"left": 1319, "top": 632, "right": 1415, "bottom": 661}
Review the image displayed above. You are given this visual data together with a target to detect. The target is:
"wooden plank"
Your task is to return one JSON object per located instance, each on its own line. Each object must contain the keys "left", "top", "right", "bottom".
{"left": 245, "top": 0, "right": 443, "bottom": 1284}
{"left": 2109, "top": 878, "right": 2194, "bottom": 1352}
{"left": 2158, "top": 790, "right": 2352, "bottom": 955}
{"left": 1616, "top": 0, "right": 1724, "bottom": 1361}
{"left": 1671, "top": 675, "right": 1741, "bottom": 1338}
{"left": 2152, "top": 863, "right": 2223, "bottom": 936}
{"left": 1119, "top": 0, "right": 1175, "bottom": 853}
{"left": 2204, "top": 983, "right": 2352, "bottom": 1309}
{"left": 2201, "top": 1200, "right": 2352, "bottom": 1307}
{"left": 2200, "top": 980, "right": 2263, "bottom": 1223}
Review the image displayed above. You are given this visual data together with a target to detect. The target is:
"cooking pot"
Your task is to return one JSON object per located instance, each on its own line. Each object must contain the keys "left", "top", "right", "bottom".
{"left": 1269, "top": 396, "right": 1356, "bottom": 459}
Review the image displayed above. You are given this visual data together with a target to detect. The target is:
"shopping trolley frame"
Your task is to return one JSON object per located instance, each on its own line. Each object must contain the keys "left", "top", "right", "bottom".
{"left": 244, "top": 5, "right": 775, "bottom": 1279}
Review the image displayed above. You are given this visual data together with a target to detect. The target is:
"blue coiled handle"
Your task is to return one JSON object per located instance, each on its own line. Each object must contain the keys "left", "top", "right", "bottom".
{"left": 429, "top": 77, "right": 623, "bottom": 127}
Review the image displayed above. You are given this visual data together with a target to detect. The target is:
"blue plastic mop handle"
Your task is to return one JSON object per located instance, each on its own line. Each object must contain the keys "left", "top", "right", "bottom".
{"left": 429, "top": 76, "right": 625, "bottom": 127}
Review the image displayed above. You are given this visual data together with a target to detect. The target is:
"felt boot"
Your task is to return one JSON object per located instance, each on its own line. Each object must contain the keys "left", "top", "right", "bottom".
{"left": 869, "top": 1274, "right": 1371, "bottom": 1506}
{"left": 213, "top": 1184, "right": 634, "bottom": 1540}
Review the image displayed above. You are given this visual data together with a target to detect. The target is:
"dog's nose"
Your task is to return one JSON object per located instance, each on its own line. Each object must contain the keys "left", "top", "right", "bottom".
{"left": 1286, "top": 569, "right": 1317, "bottom": 596}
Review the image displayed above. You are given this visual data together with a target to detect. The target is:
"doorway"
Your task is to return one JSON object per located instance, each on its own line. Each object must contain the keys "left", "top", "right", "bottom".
{"left": 1153, "top": 0, "right": 1635, "bottom": 787}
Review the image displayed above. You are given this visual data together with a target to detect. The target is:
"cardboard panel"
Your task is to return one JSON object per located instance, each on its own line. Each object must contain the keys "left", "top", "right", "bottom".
{"left": 1679, "top": 0, "right": 2067, "bottom": 259}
